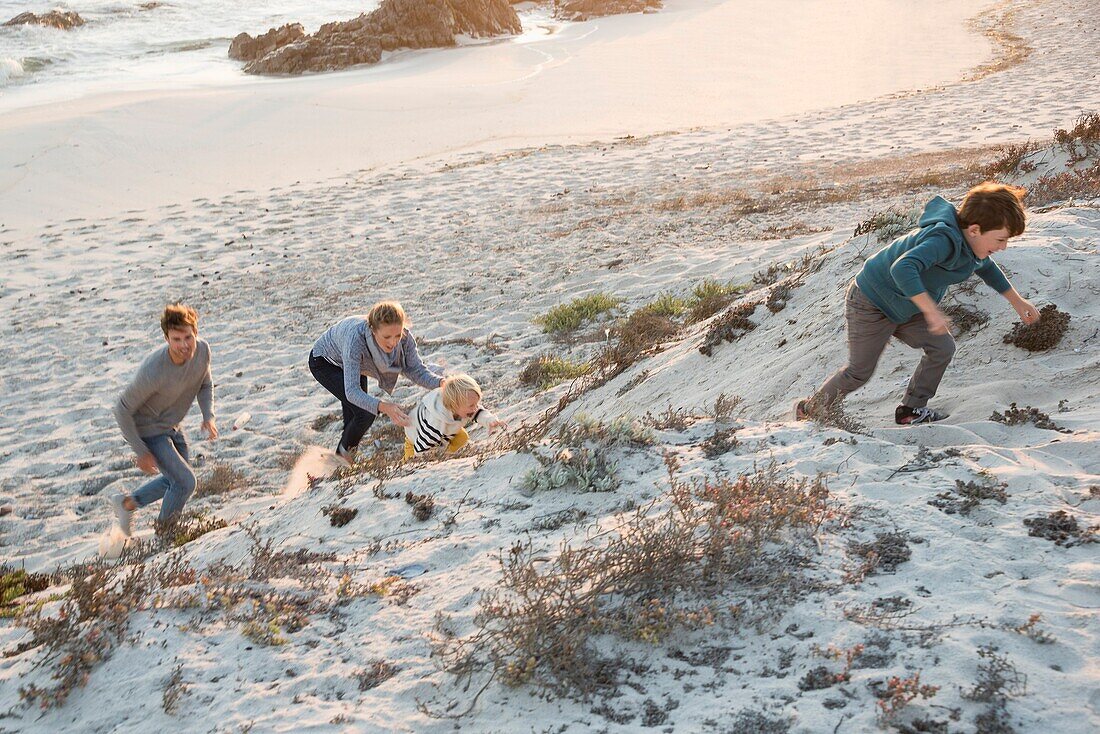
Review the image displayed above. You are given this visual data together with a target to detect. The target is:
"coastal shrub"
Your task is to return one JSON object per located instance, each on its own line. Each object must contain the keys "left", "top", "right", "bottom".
{"left": 853, "top": 206, "right": 918, "bottom": 243}
{"left": 1, "top": 566, "right": 51, "bottom": 609}
{"left": 698, "top": 302, "right": 758, "bottom": 356}
{"left": 196, "top": 463, "right": 249, "bottom": 498}
{"left": 522, "top": 447, "right": 619, "bottom": 494}
{"left": 311, "top": 411, "right": 341, "bottom": 431}
{"left": 535, "top": 293, "right": 620, "bottom": 335}
{"left": 614, "top": 309, "right": 679, "bottom": 358}
{"left": 701, "top": 427, "right": 739, "bottom": 459}
{"left": 983, "top": 140, "right": 1040, "bottom": 178}
{"left": 17, "top": 564, "right": 149, "bottom": 709}
{"left": 874, "top": 672, "right": 940, "bottom": 725}
{"left": 518, "top": 354, "right": 592, "bottom": 390}
{"left": 162, "top": 511, "right": 229, "bottom": 548}
{"left": 558, "top": 414, "right": 655, "bottom": 448}
{"left": 1027, "top": 165, "right": 1100, "bottom": 206}
{"left": 162, "top": 664, "right": 188, "bottom": 715}
{"left": 963, "top": 646, "right": 1026, "bottom": 734}
{"left": 438, "top": 461, "right": 833, "bottom": 697}
{"left": 405, "top": 491, "right": 434, "bottom": 521}
{"left": 322, "top": 503, "right": 358, "bottom": 527}
{"left": 1053, "top": 111, "right": 1100, "bottom": 160}
{"left": 989, "top": 403, "right": 1069, "bottom": 433}
{"left": 765, "top": 284, "right": 792, "bottom": 313}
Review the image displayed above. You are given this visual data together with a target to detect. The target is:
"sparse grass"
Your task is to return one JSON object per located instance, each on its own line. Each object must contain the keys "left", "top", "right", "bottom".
{"left": 686, "top": 280, "right": 745, "bottom": 323}
{"left": 2, "top": 566, "right": 51, "bottom": 609}
{"left": 637, "top": 292, "right": 687, "bottom": 318}
{"left": 1027, "top": 164, "right": 1100, "bottom": 206}
{"left": 154, "top": 511, "right": 228, "bottom": 548}
{"left": 162, "top": 664, "right": 188, "bottom": 715}
{"left": 930, "top": 477, "right": 1008, "bottom": 516}
{"left": 984, "top": 140, "right": 1040, "bottom": 179}
{"left": 196, "top": 463, "right": 249, "bottom": 498}
{"left": 519, "top": 354, "right": 592, "bottom": 390}
{"left": 536, "top": 293, "right": 620, "bottom": 335}
{"left": 1053, "top": 111, "right": 1100, "bottom": 159}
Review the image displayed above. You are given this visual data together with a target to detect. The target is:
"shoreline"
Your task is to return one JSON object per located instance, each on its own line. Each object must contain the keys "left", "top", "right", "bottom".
{"left": 0, "top": 0, "right": 997, "bottom": 234}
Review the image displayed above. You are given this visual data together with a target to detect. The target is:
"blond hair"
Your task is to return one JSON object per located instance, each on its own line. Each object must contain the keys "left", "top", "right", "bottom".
{"left": 958, "top": 182, "right": 1027, "bottom": 237}
{"left": 366, "top": 300, "right": 407, "bottom": 331}
{"left": 441, "top": 374, "right": 482, "bottom": 413}
{"left": 161, "top": 303, "right": 198, "bottom": 337}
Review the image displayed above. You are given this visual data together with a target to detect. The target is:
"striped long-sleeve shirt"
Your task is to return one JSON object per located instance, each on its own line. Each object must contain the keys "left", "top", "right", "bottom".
{"left": 404, "top": 388, "right": 498, "bottom": 455}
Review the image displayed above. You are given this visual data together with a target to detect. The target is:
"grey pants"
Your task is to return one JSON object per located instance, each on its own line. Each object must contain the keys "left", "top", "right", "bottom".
{"left": 816, "top": 282, "right": 956, "bottom": 409}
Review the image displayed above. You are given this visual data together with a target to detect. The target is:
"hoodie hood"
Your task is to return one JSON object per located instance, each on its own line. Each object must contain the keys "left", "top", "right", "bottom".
{"left": 916, "top": 196, "right": 975, "bottom": 265}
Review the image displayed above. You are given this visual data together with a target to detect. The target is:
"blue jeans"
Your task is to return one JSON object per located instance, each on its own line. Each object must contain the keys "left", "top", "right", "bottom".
{"left": 131, "top": 429, "right": 196, "bottom": 524}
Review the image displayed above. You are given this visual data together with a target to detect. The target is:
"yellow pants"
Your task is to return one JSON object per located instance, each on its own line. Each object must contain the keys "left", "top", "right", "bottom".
{"left": 403, "top": 428, "right": 468, "bottom": 461}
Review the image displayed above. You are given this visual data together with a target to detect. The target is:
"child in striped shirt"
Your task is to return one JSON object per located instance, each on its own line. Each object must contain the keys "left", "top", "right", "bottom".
{"left": 403, "top": 374, "right": 506, "bottom": 459}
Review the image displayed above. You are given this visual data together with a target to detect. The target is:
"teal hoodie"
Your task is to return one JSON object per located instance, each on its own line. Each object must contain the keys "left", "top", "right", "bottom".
{"left": 855, "top": 196, "right": 1011, "bottom": 324}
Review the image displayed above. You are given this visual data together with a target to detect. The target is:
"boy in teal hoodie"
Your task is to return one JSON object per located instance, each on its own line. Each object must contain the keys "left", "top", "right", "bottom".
{"left": 797, "top": 183, "right": 1039, "bottom": 425}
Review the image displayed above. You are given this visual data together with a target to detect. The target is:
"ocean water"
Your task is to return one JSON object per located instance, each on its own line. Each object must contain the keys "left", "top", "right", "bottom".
{"left": 0, "top": 0, "right": 387, "bottom": 109}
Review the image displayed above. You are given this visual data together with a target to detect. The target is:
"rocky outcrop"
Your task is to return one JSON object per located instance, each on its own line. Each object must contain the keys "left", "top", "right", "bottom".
{"left": 4, "top": 10, "right": 85, "bottom": 29}
{"left": 553, "top": 0, "right": 661, "bottom": 22}
{"left": 228, "top": 23, "right": 306, "bottom": 62}
{"left": 233, "top": 0, "right": 521, "bottom": 75}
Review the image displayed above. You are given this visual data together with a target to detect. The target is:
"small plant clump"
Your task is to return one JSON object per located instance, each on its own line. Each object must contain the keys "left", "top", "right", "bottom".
{"left": 323, "top": 504, "right": 358, "bottom": 527}
{"left": 197, "top": 463, "right": 249, "bottom": 498}
{"left": 2, "top": 566, "right": 52, "bottom": 612}
{"left": 699, "top": 302, "right": 758, "bottom": 356}
{"left": 405, "top": 491, "right": 434, "bottom": 521}
{"left": 853, "top": 207, "right": 918, "bottom": 243}
{"left": 522, "top": 447, "right": 619, "bottom": 494}
{"left": 160, "top": 511, "right": 229, "bottom": 548}
{"left": 942, "top": 303, "right": 990, "bottom": 336}
{"left": 536, "top": 292, "right": 620, "bottom": 335}
{"left": 929, "top": 478, "right": 1008, "bottom": 516}
{"left": 1001, "top": 304, "right": 1070, "bottom": 351}
{"left": 356, "top": 659, "right": 398, "bottom": 691}
{"left": 848, "top": 532, "right": 913, "bottom": 581}
{"left": 559, "top": 414, "right": 655, "bottom": 448}
{"left": 1023, "top": 510, "right": 1097, "bottom": 547}
{"left": 875, "top": 672, "right": 940, "bottom": 725}
{"left": 519, "top": 354, "right": 592, "bottom": 390}
{"left": 989, "top": 403, "right": 1070, "bottom": 433}
{"left": 766, "top": 284, "right": 792, "bottom": 313}
{"left": 701, "top": 427, "right": 739, "bottom": 459}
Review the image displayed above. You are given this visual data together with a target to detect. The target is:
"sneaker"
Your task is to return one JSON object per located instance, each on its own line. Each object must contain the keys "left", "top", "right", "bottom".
{"left": 895, "top": 405, "right": 948, "bottom": 425}
{"left": 335, "top": 443, "right": 358, "bottom": 466}
{"left": 110, "top": 494, "right": 133, "bottom": 537}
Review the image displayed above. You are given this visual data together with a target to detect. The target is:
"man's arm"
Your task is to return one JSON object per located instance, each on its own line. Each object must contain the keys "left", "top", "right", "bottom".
{"left": 198, "top": 348, "right": 218, "bottom": 439}
{"left": 114, "top": 363, "right": 159, "bottom": 458}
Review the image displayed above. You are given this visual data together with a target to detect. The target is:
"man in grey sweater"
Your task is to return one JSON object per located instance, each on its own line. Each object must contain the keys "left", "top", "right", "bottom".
{"left": 110, "top": 304, "right": 217, "bottom": 536}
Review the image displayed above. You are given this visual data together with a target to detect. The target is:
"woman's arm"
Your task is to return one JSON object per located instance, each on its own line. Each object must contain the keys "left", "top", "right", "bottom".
{"left": 401, "top": 331, "right": 444, "bottom": 389}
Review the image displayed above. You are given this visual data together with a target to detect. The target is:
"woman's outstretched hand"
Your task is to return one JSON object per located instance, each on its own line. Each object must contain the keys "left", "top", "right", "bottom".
{"left": 379, "top": 401, "right": 410, "bottom": 427}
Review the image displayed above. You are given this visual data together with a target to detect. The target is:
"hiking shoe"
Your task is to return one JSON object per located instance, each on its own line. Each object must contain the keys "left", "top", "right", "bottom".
{"left": 110, "top": 494, "right": 133, "bottom": 537}
{"left": 895, "top": 405, "right": 948, "bottom": 425}
{"left": 335, "top": 443, "right": 358, "bottom": 466}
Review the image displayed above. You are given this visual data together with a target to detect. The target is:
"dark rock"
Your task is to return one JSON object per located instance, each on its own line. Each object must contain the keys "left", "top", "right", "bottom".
{"left": 554, "top": 0, "right": 661, "bottom": 22}
{"left": 229, "top": 23, "right": 306, "bottom": 62}
{"left": 234, "top": 0, "right": 521, "bottom": 75}
{"left": 4, "top": 10, "right": 85, "bottom": 29}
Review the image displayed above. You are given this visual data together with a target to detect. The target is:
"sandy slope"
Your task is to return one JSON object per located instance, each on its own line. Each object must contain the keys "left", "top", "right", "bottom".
{"left": 0, "top": 0, "right": 1098, "bottom": 732}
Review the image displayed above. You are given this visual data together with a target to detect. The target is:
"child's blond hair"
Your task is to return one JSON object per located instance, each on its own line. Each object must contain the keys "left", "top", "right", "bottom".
{"left": 367, "top": 300, "right": 407, "bottom": 331}
{"left": 441, "top": 374, "right": 482, "bottom": 412}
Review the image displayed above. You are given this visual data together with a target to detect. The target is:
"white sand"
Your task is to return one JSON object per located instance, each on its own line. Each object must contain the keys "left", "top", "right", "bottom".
{"left": 1, "top": 0, "right": 1099, "bottom": 731}
{"left": 0, "top": 0, "right": 994, "bottom": 233}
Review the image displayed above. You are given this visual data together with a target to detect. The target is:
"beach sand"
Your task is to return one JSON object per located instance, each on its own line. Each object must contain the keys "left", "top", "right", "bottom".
{"left": 0, "top": 0, "right": 1098, "bottom": 731}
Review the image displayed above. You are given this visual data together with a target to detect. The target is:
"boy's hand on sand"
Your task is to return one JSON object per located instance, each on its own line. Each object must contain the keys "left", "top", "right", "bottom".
{"left": 379, "top": 401, "right": 410, "bottom": 427}
{"left": 488, "top": 420, "right": 508, "bottom": 435}
{"left": 924, "top": 308, "right": 952, "bottom": 336}
{"left": 136, "top": 453, "right": 159, "bottom": 475}
{"left": 202, "top": 419, "right": 219, "bottom": 440}
{"left": 1014, "top": 299, "right": 1040, "bottom": 324}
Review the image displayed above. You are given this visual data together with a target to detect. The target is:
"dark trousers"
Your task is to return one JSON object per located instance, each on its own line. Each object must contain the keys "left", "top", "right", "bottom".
{"left": 308, "top": 353, "right": 376, "bottom": 450}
